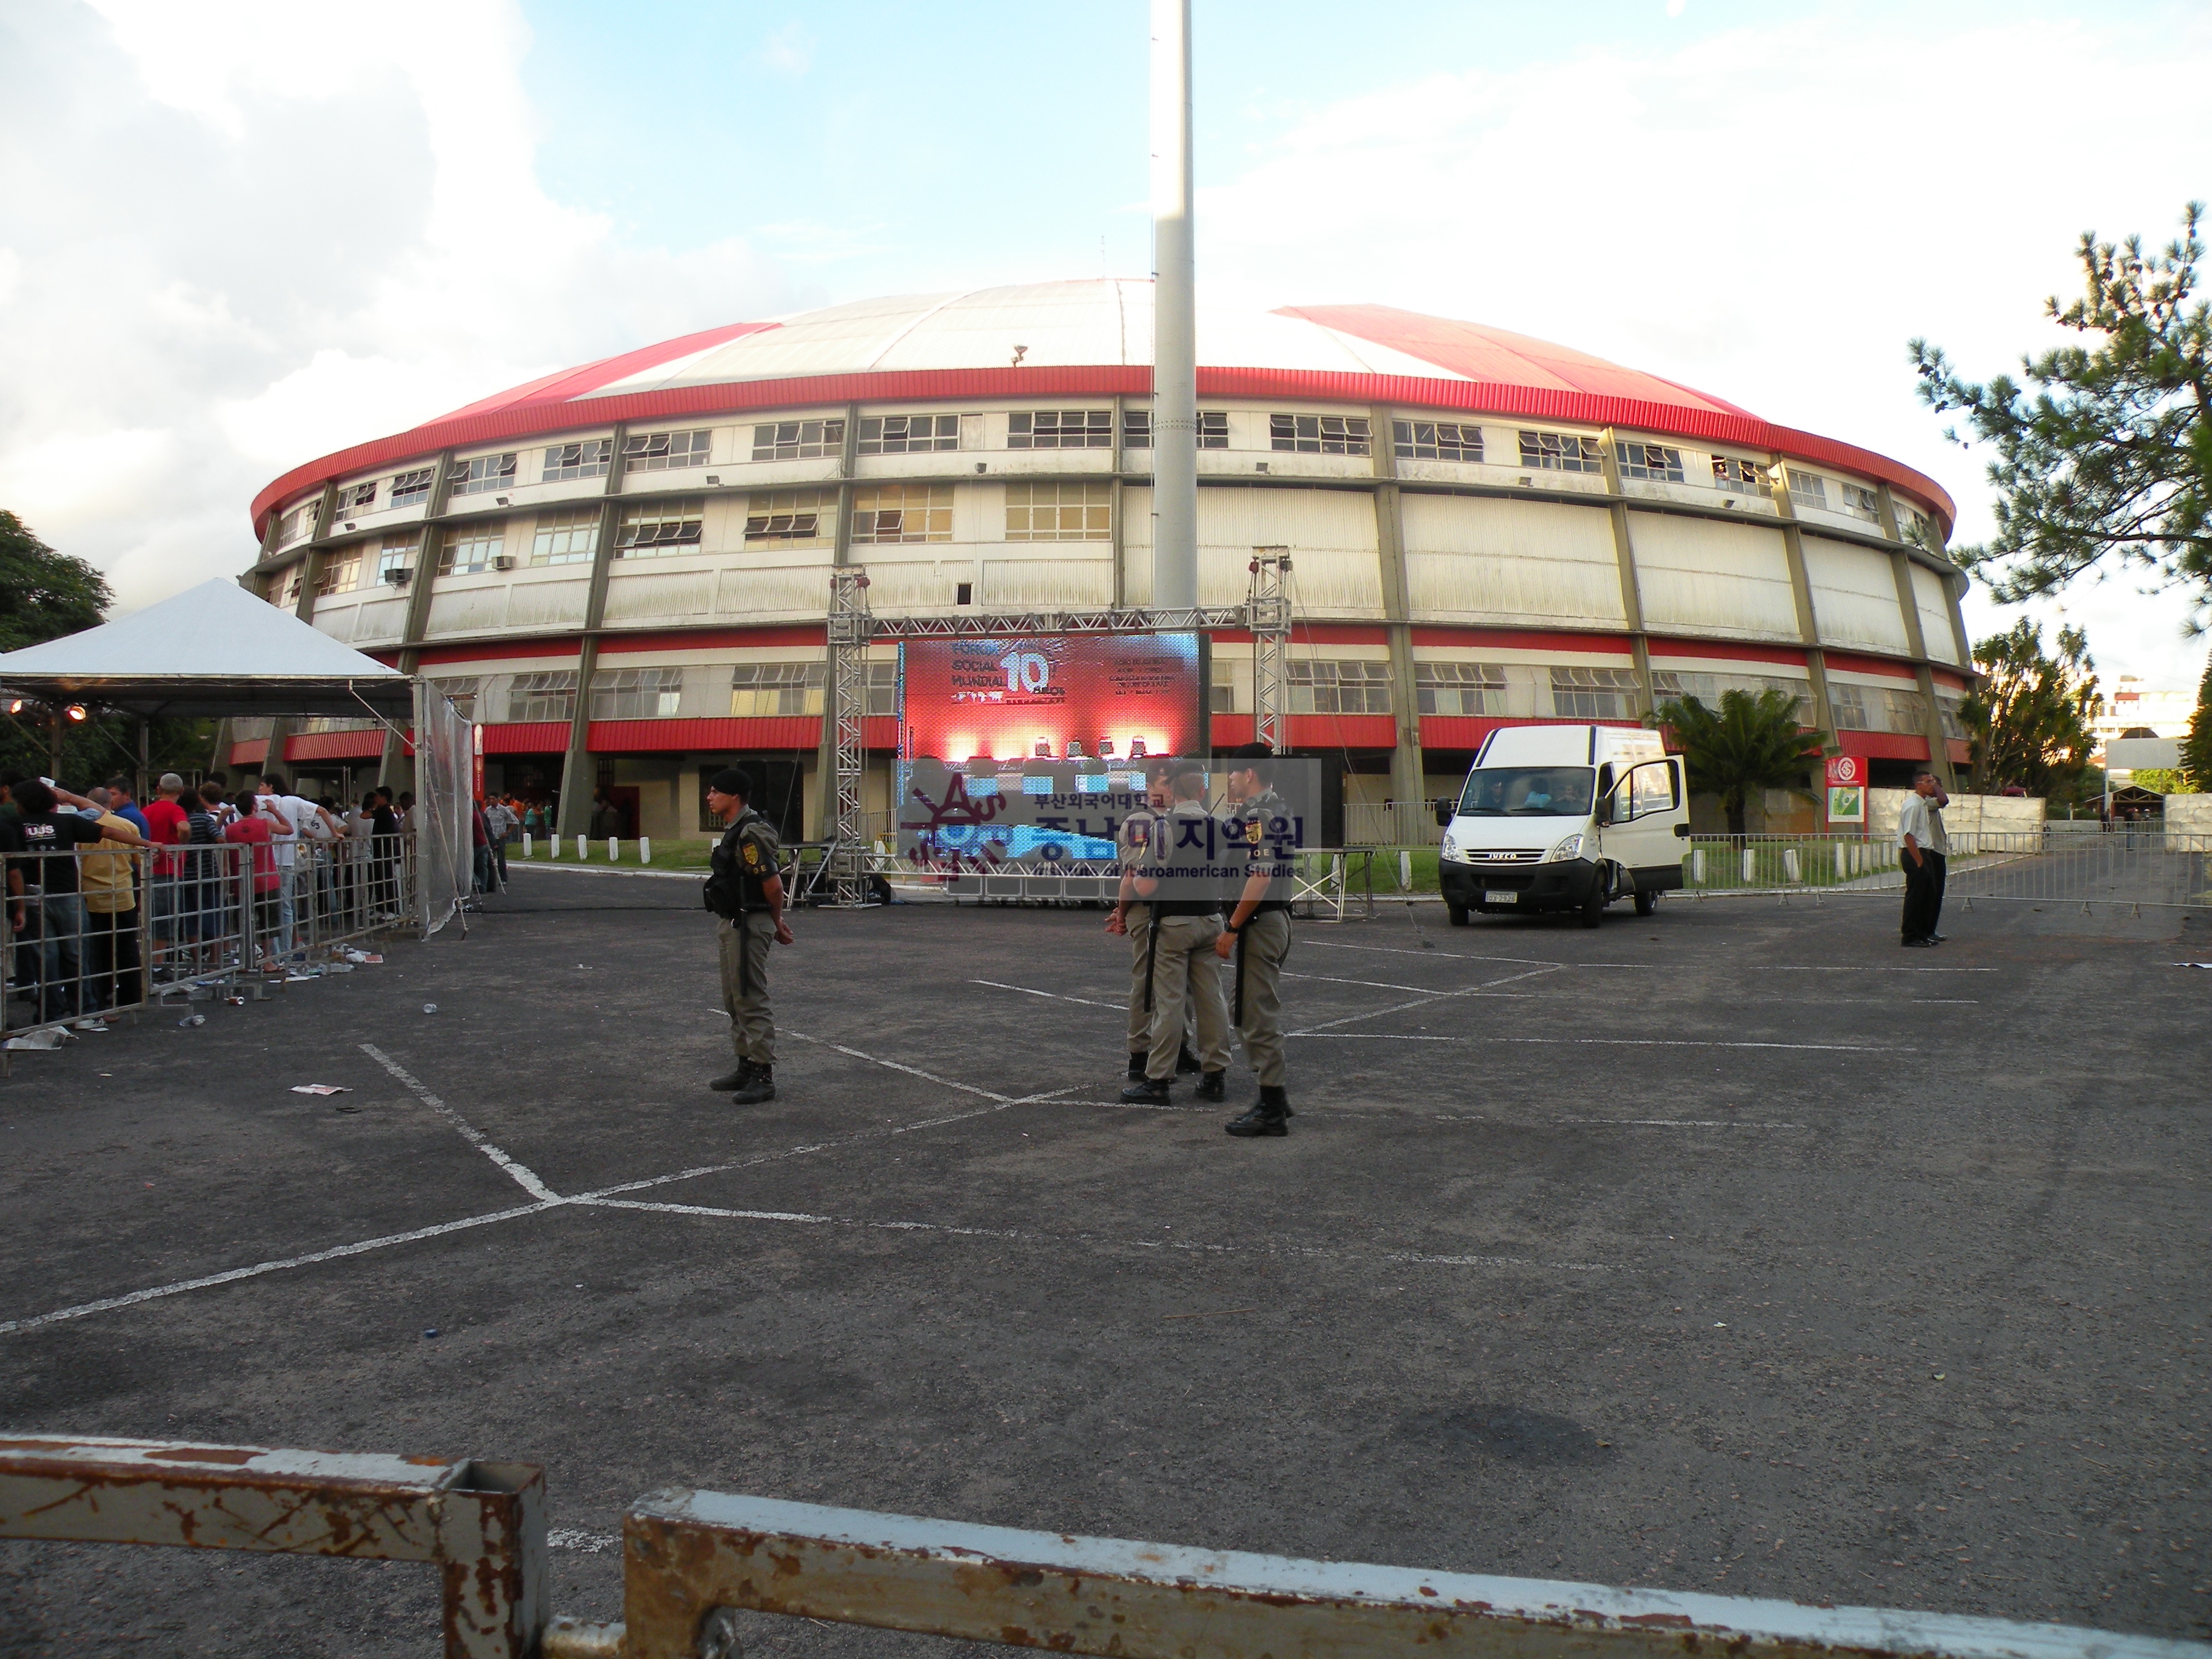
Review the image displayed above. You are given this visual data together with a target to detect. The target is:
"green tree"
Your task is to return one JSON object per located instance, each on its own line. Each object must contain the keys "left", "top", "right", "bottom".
{"left": 1651, "top": 688, "right": 1828, "bottom": 837}
{"left": 1909, "top": 203, "right": 2212, "bottom": 615}
{"left": 2184, "top": 648, "right": 2212, "bottom": 791}
{"left": 1961, "top": 618, "right": 2102, "bottom": 797}
{"left": 0, "top": 509, "right": 109, "bottom": 653}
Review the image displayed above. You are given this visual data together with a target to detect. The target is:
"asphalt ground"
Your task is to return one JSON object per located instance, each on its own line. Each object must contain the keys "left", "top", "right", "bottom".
{"left": 1, "top": 872, "right": 2206, "bottom": 1657}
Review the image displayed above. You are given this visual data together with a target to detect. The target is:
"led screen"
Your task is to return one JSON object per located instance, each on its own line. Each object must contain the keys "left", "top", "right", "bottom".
{"left": 899, "top": 633, "right": 1199, "bottom": 765}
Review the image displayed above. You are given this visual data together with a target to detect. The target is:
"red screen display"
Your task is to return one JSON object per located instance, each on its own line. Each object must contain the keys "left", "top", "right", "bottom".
{"left": 900, "top": 634, "right": 1199, "bottom": 762}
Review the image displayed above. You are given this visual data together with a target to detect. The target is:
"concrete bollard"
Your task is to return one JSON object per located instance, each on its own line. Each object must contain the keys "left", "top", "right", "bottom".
{"left": 1783, "top": 847, "right": 1801, "bottom": 883}
{"left": 522, "top": 833, "right": 533, "bottom": 859}
{"left": 1690, "top": 848, "right": 1705, "bottom": 884}
{"left": 608, "top": 837, "right": 620, "bottom": 862}
{"left": 640, "top": 836, "right": 652, "bottom": 863}
{"left": 1398, "top": 850, "right": 1412, "bottom": 890}
{"left": 1740, "top": 847, "right": 1757, "bottom": 885}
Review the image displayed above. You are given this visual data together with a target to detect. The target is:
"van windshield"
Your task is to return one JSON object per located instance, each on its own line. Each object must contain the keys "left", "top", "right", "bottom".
{"left": 1458, "top": 766, "right": 1596, "bottom": 817}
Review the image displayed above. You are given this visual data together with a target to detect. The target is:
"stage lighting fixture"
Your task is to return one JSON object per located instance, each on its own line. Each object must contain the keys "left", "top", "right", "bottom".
{"left": 64, "top": 705, "right": 88, "bottom": 722}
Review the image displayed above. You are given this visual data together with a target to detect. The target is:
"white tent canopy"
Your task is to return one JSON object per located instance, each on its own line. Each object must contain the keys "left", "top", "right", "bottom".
{"left": 0, "top": 578, "right": 412, "bottom": 720}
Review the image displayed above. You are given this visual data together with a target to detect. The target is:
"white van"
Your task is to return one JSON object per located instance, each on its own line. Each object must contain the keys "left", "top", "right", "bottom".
{"left": 1433, "top": 724, "right": 1689, "bottom": 927}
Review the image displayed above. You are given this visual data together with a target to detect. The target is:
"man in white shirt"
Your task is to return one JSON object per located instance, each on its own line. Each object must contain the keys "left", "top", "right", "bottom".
{"left": 256, "top": 774, "right": 343, "bottom": 954}
{"left": 1895, "top": 769, "right": 1950, "bottom": 948}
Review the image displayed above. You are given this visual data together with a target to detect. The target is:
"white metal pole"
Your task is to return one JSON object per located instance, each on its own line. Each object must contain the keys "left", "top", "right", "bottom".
{"left": 1150, "top": 0, "right": 1197, "bottom": 612}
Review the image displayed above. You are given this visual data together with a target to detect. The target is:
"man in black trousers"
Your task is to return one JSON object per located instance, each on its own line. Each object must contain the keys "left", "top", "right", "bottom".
{"left": 1897, "top": 769, "right": 1949, "bottom": 948}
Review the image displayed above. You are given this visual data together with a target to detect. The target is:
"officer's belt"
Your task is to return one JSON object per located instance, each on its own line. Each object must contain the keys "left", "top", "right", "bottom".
{"left": 1149, "top": 898, "right": 1219, "bottom": 917}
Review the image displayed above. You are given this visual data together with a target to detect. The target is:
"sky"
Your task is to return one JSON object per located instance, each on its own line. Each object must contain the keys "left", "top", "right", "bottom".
{"left": 2, "top": 0, "right": 2208, "bottom": 689}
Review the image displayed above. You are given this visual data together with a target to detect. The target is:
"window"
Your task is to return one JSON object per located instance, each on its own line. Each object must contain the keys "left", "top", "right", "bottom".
{"left": 851, "top": 483, "right": 951, "bottom": 543}
{"left": 1651, "top": 671, "right": 1813, "bottom": 726}
{"left": 429, "top": 677, "right": 478, "bottom": 720}
{"left": 863, "top": 660, "right": 898, "bottom": 716}
{"left": 374, "top": 534, "right": 418, "bottom": 585}
{"left": 729, "top": 662, "right": 824, "bottom": 717}
{"left": 1122, "top": 409, "right": 1227, "bottom": 449}
{"left": 542, "top": 438, "right": 611, "bottom": 483}
{"left": 336, "top": 481, "right": 377, "bottom": 517}
{"left": 1008, "top": 410, "right": 1113, "bottom": 449}
{"left": 315, "top": 551, "right": 361, "bottom": 597}
{"left": 1786, "top": 468, "right": 1828, "bottom": 511}
{"left": 1626, "top": 760, "right": 1680, "bottom": 819}
{"left": 743, "top": 489, "right": 834, "bottom": 546}
{"left": 279, "top": 504, "right": 315, "bottom": 546}
{"left": 1210, "top": 660, "right": 1239, "bottom": 714}
{"left": 389, "top": 468, "right": 435, "bottom": 508}
{"left": 1615, "top": 440, "right": 1686, "bottom": 483}
{"left": 1270, "top": 414, "right": 1370, "bottom": 455}
{"left": 615, "top": 498, "right": 705, "bottom": 556}
{"left": 1936, "top": 691, "right": 1966, "bottom": 740}
{"left": 1519, "top": 430, "right": 1604, "bottom": 474}
{"left": 1712, "top": 456, "right": 1765, "bottom": 495}
{"left": 1289, "top": 660, "right": 1392, "bottom": 714}
{"left": 592, "top": 666, "right": 685, "bottom": 720}
{"left": 1393, "top": 420, "right": 1483, "bottom": 462}
{"left": 1549, "top": 665, "right": 1641, "bottom": 719}
{"left": 750, "top": 419, "right": 844, "bottom": 461}
{"left": 270, "top": 567, "right": 303, "bottom": 606}
{"left": 531, "top": 507, "right": 600, "bottom": 566}
{"left": 1840, "top": 481, "right": 1882, "bottom": 522}
{"left": 439, "top": 521, "right": 506, "bottom": 575}
{"left": 1005, "top": 481, "right": 1111, "bottom": 541}
{"left": 1881, "top": 688, "right": 1929, "bottom": 735}
{"left": 506, "top": 671, "right": 578, "bottom": 723}
{"left": 625, "top": 429, "right": 712, "bottom": 471}
{"left": 299, "top": 716, "right": 380, "bottom": 735}
{"left": 858, "top": 414, "right": 959, "bottom": 454}
{"left": 449, "top": 454, "right": 517, "bottom": 496}
{"left": 1415, "top": 661, "right": 1507, "bottom": 716}
{"left": 1828, "top": 683, "right": 1870, "bottom": 731}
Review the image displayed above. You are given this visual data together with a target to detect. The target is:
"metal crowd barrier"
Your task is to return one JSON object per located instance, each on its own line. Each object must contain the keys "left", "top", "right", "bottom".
{"left": 4, "top": 1435, "right": 2199, "bottom": 1659}
{"left": 1, "top": 834, "right": 418, "bottom": 1067}
{"left": 1675, "top": 831, "right": 2212, "bottom": 913}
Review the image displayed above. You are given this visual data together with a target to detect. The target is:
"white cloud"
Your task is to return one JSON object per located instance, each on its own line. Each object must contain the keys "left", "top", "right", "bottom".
{"left": 761, "top": 21, "right": 813, "bottom": 77}
{"left": 1198, "top": 10, "right": 2212, "bottom": 686}
{"left": 0, "top": 0, "right": 797, "bottom": 617}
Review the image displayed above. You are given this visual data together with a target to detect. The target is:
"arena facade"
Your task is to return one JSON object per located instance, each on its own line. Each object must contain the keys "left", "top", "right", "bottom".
{"left": 238, "top": 278, "right": 1970, "bottom": 844}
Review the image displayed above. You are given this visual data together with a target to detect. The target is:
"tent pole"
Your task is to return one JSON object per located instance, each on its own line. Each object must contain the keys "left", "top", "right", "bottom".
{"left": 138, "top": 718, "right": 149, "bottom": 800}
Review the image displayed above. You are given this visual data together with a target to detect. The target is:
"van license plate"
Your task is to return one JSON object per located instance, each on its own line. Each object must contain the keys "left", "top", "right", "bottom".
{"left": 1483, "top": 890, "right": 1517, "bottom": 904}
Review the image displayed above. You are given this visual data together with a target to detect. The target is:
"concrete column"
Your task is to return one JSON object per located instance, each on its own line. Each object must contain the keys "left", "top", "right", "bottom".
{"left": 1768, "top": 454, "right": 1838, "bottom": 746}
{"left": 379, "top": 449, "right": 456, "bottom": 790}
{"left": 1874, "top": 481, "right": 1960, "bottom": 788}
{"left": 1370, "top": 407, "right": 1424, "bottom": 808}
{"left": 814, "top": 404, "right": 862, "bottom": 836}
{"left": 555, "top": 426, "right": 629, "bottom": 837}
{"left": 1595, "top": 430, "right": 1654, "bottom": 717}
{"left": 264, "top": 483, "right": 340, "bottom": 780}
{"left": 1110, "top": 392, "right": 1130, "bottom": 608}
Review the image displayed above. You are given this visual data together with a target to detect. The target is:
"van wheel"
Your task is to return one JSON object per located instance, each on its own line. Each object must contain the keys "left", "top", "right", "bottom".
{"left": 1446, "top": 902, "right": 1470, "bottom": 927}
{"left": 1634, "top": 886, "right": 1658, "bottom": 917}
{"left": 1579, "top": 870, "right": 1607, "bottom": 929}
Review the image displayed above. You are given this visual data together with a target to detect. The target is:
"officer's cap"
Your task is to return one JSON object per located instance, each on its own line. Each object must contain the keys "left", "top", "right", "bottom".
{"left": 708, "top": 766, "right": 754, "bottom": 798}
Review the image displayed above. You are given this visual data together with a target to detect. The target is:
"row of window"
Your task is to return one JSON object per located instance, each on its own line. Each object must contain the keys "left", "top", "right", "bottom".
{"left": 296, "top": 414, "right": 1923, "bottom": 537}
{"left": 432, "top": 658, "right": 1956, "bottom": 737}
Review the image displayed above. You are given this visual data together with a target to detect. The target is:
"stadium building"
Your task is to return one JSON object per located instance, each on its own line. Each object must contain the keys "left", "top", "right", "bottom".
{"left": 238, "top": 279, "right": 1971, "bottom": 844}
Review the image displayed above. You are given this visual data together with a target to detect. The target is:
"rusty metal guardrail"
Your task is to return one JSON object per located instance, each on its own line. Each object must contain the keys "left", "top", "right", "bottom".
{"left": 0, "top": 1434, "right": 543, "bottom": 1657}
{"left": 7, "top": 1436, "right": 2205, "bottom": 1659}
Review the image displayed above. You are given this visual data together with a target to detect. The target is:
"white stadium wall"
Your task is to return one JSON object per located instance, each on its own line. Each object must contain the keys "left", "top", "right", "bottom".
{"left": 240, "top": 281, "right": 1973, "bottom": 842}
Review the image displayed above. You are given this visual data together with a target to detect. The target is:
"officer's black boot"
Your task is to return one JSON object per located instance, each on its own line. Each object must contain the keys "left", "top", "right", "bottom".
{"left": 1176, "top": 1042, "right": 1203, "bottom": 1074}
{"left": 1224, "top": 1085, "right": 1290, "bottom": 1138}
{"left": 729, "top": 1065, "right": 776, "bottom": 1105}
{"left": 1193, "top": 1071, "right": 1226, "bottom": 1101}
{"left": 1127, "top": 1050, "right": 1150, "bottom": 1082}
{"left": 1120, "top": 1074, "right": 1173, "bottom": 1104}
{"left": 710, "top": 1059, "right": 756, "bottom": 1092}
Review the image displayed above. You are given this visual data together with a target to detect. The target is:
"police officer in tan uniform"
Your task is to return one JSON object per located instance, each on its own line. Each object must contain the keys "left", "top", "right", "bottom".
{"left": 1104, "top": 763, "right": 1201, "bottom": 1082}
{"left": 1120, "top": 759, "right": 1231, "bottom": 1104}
{"left": 1215, "top": 742, "right": 1295, "bottom": 1136}
{"left": 703, "top": 767, "right": 793, "bottom": 1103}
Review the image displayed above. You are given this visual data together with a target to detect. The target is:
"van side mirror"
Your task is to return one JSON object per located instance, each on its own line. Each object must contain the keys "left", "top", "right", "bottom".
{"left": 1433, "top": 799, "right": 1453, "bottom": 828}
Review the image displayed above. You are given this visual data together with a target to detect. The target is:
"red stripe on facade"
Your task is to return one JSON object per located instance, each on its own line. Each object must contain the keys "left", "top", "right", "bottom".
{"left": 285, "top": 731, "right": 384, "bottom": 762}
{"left": 586, "top": 717, "right": 821, "bottom": 752}
{"left": 412, "top": 639, "right": 586, "bottom": 666}
{"left": 1833, "top": 730, "right": 1932, "bottom": 761}
{"left": 484, "top": 722, "right": 572, "bottom": 754}
{"left": 430, "top": 322, "right": 782, "bottom": 422}
{"left": 1647, "top": 639, "right": 1812, "bottom": 669}
{"left": 253, "top": 366, "right": 1956, "bottom": 537}
{"left": 1822, "top": 652, "right": 1922, "bottom": 681}
{"left": 1416, "top": 716, "right": 1647, "bottom": 752}
{"left": 1407, "top": 627, "right": 1633, "bottom": 655}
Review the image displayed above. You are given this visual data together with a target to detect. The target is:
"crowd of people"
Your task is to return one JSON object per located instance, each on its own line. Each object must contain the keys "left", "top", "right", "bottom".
{"left": 0, "top": 768, "right": 413, "bottom": 1028}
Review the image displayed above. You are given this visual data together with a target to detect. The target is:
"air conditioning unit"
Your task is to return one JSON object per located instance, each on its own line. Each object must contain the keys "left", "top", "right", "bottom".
{"left": 493, "top": 555, "right": 517, "bottom": 571}
{"left": 384, "top": 568, "right": 413, "bottom": 587}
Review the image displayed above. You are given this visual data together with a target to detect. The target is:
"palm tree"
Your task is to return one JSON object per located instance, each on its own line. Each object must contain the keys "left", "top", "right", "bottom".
{"left": 1651, "top": 689, "right": 1829, "bottom": 837}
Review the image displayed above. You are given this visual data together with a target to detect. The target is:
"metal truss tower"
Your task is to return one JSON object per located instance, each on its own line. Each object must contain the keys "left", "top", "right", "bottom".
{"left": 825, "top": 565, "right": 874, "bottom": 905}
{"left": 1248, "top": 546, "right": 1292, "bottom": 755}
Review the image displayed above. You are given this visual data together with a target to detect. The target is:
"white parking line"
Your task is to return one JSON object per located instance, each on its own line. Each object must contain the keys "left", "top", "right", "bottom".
{"left": 971, "top": 979, "right": 1122, "bottom": 1011}
{"left": 1297, "top": 1033, "right": 1908, "bottom": 1052}
{"left": 1289, "top": 965, "right": 1566, "bottom": 1034}
{"left": 361, "top": 1043, "right": 560, "bottom": 1201}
